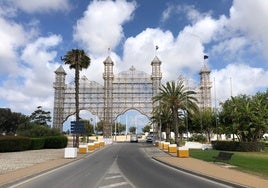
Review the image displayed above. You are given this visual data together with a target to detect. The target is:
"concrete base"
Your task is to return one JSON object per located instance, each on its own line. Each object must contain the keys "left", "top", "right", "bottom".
{"left": 177, "top": 147, "right": 189, "bottom": 158}
{"left": 168, "top": 144, "right": 177, "bottom": 153}
{"left": 78, "top": 145, "right": 88, "bottom": 154}
{"left": 64, "top": 147, "right": 77, "bottom": 158}
{"left": 87, "top": 143, "right": 95, "bottom": 151}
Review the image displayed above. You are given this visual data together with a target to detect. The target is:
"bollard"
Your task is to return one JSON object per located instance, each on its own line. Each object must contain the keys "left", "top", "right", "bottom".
{"left": 78, "top": 145, "right": 88, "bottom": 154}
{"left": 87, "top": 143, "right": 95, "bottom": 151}
{"left": 94, "top": 141, "right": 100, "bottom": 149}
{"left": 100, "top": 141, "right": 105, "bottom": 147}
{"left": 177, "top": 146, "right": 189, "bottom": 158}
{"left": 163, "top": 142, "right": 170, "bottom": 151}
{"left": 168, "top": 144, "right": 177, "bottom": 153}
{"left": 160, "top": 141, "right": 165, "bottom": 149}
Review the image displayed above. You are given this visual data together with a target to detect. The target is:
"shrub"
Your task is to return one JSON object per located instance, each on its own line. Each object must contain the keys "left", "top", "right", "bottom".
{"left": 189, "top": 134, "right": 207, "bottom": 143}
{"left": 17, "top": 123, "right": 62, "bottom": 137}
{"left": 0, "top": 136, "right": 31, "bottom": 152}
{"left": 211, "top": 141, "right": 265, "bottom": 152}
{"left": 44, "top": 136, "right": 68, "bottom": 149}
{"left": 30, "top": 137, "right": 45, "bottom": 150}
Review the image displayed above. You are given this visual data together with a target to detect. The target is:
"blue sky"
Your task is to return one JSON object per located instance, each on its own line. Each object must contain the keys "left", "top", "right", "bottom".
{"left": 1, "top": 0, "right": 268, "bottom": 131}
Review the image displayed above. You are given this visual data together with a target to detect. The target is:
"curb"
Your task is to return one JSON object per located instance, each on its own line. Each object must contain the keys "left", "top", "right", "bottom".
{"left": 152, "top": 156, "right": 248, "bottom": 188}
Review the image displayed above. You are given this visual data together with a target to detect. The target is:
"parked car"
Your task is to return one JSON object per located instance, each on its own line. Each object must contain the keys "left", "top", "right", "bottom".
{"left": 130, "top": 134, "right": 138, "bottom": 143}
{"left": 146, "top": 134, "right": 153, "bottom": 142}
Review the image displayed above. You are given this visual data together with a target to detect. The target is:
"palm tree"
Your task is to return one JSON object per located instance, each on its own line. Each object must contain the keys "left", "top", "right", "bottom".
{"left": 62, "top": 49, "right": 90, "bottom": 147}
{"left": 151, "top": 102, "right": 172, "bottom": 141}
{"left": 153, "top": 79, "right": 198, "bottom": 145}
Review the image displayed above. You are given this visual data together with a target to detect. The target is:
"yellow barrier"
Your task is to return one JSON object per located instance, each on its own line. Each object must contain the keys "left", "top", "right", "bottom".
{"left": 163, "top": 142, "right": 170, "bottom": 151}
{"left": 100, "top": 141, "right": 105, "bottom": 147}
{"left": 78, "top": 145, "right": 88, "bottom": 154}
{"left": 168, "top": 144, "right": 177, "bottom": 153}
{"left": 94, "top": 141, "right": 100, "bottom": 149}
{"left": 159, "top": 141, "right": 165, "bottom": 149}
{"left": 154, "top": 140, "right": 159, "bottom": 147}
{"left": 87, "top": 143, "right": 95, "bottom": 151}
{"left": 177, "top": 147, "right": 189, "bottom": 158}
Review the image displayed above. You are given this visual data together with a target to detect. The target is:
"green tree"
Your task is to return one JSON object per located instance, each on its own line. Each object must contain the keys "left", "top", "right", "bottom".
{"left": 95, "top": 120, "right": 105, "bottom": 135}
{"left": 219, "top": 92, "right": 268, "bottom": 142}
{"left": 112, "top": 122, "right": 126, "bottom": 135}
{"left": 191, "top": 108, "right": 216, "bottom": 142}
{"left": 62, "top": 49, "right": 91, "bottom": 146}
{"left": 151, "top": 103, "right": 173, "bottom": 141}
{"left": 83, "top": 120, "right": 94, "bottom": 142}
{"left": 30, "top": 106, "right": 51, "bottom": 126}
{"left": 142, "top": 124, "right": 151, "bottom": 133}
{"left": 0, "top": 108, "right": 29, "bottom": 135}
{"left": 153, "top": 79, "right": 198, "bottom": 145}
{"left": 129, "top": 126, "right": 136, "bottom": 134}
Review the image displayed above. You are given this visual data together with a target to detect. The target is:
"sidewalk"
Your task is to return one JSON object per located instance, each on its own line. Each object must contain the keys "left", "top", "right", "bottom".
{"left": 1, "top": 144, "right": 268, "bottom": 188}
{"left": 145, "top": 146, "right": 268, "bottom": 188}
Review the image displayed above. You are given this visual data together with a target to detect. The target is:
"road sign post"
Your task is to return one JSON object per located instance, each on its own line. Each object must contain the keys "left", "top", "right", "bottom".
{"left": 70, "top": 121, "right": 85, "bottom": 147}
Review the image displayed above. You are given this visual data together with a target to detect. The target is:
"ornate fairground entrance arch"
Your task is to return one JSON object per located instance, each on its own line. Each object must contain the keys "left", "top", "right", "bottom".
{"left": 52, "top": 56, "right": 162, "bottom": 138}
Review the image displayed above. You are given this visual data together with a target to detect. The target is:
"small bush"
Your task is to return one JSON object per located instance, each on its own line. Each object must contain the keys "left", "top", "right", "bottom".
{"left": 211, "top": 141, "right": 265, "bottom": 152}
{"left": 44, "top": 136, "right": 68, "bottom": 149}
{"left": 189, "top": 134, "right": 207, "bottom": 143}
{"left": 0, "top": 136, "right": 31, "bottom": 152}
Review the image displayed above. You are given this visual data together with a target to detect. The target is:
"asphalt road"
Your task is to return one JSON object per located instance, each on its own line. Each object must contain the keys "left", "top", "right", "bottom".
{"left": 8, "top": 143, "right": 233, "bottom": 188}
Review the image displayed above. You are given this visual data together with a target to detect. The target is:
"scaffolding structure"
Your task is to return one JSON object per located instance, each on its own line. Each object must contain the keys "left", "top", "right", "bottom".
{"left": 53, "top": 56, "right": 162, "bottom": 137}
{"left": 199, "top": 63, "right": 212, "bottom": 110}
{"left": 52, "top": 55, "right": 211, "bottom": 137}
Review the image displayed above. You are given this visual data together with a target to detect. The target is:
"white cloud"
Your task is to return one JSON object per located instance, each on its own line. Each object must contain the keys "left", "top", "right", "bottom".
{"left": 122, "top": 14, "right": 221, "bottom": 82}
{"left": 0, "top": 17, "right": 28, "bottom": 75}
{"left": 73, "top": 0, "right": 136, "bottom": 56}
{"left": 211, "top": 64, "right": 268, "bottom": 106}
{"left": 9, "top": 0, "right": 71, "bottom": 13}
{"left": 211, "top": 36, "right": 248, "bottom": 59}
{"left": 215, "top": 0, "right": 268, "bottom": 59}
{"left": 0, "top": 35, "right": 62, "bottom": 114}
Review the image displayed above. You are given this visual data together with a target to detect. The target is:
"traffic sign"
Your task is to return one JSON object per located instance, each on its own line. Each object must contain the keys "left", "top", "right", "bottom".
{"left": 70, "top": 121, "right": 85, "bottom": 134}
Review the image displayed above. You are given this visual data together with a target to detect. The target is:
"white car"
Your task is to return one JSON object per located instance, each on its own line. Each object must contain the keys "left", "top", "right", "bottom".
{"left": 146, "top": 134, "right": 154, "bottom": 142}
{"left": 130, "top": 134, "right": 138, "bottom": 143}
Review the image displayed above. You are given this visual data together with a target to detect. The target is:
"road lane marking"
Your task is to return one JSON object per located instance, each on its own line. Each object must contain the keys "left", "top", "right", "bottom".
{"left": 104, "top": 175, "right": 122, "bottom": 180}
{"left": 98, "top": 182, "right": 129, "bottom": 188}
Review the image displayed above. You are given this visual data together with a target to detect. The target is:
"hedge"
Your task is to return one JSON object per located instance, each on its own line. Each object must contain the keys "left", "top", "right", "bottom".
{"left": 31, "top": 137, "right": 46, "bottom": 150}
{"left": 0, "top": 135, "right": 68, "bottom": 152}
{"left": 211, "top": 141, "right": 265, "bottom": 152}
{"left": 0, "top": 136, "right": 31, "bottom": 152}
{"left": 44, "top": 136, "right": 68, "bottom": 149}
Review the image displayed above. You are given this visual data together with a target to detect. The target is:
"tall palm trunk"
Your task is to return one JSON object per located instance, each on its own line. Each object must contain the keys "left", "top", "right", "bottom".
{"left": 74, "top": 53, "right": 80, "bottom": 147}
{"left": 173, "top": 107, "right": 179, "bottom": 145}
{"left": 75, "top": 61, "right": 80, "bottom": 121}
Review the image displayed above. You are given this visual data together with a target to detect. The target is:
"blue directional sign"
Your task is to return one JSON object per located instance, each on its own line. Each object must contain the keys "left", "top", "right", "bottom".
{"left": 70, "top": 121, "right": 85, "bottom": 134}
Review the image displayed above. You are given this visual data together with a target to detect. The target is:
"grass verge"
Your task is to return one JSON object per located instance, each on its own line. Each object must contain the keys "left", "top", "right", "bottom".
{"left": 189, "top": 148, "right": 268, "bottom": 178}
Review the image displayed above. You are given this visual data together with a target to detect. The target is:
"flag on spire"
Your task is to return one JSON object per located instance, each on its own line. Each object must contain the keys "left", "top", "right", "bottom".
{"left": 156, "top": 45, "right": 159, "bottom": 50}
{"left": 204, "top": 55, "right": 208, "bottom": 60}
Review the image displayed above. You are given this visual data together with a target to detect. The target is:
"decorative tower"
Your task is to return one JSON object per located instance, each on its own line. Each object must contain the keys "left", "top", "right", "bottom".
{"left": 103, "top": 56, "right": 114, "bottom": 138}
{"left": 151, "top": 56, "right": 162, "bottom": 96}
{"left": 151, "top": 56, "right": 162, "bottom": 136}
{"left": 53, "top": 65, "right": 66, "bottom": 130}
{"left": 199, "top": 63, "right": 212, "bottom": 110}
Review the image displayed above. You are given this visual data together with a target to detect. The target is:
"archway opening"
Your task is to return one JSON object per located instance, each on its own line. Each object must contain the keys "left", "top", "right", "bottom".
{"left": 62, "top": 110, "right": 100, "bottom": 134}
{"left": 115, "top": 109, "right": 150, "bottom": 139}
